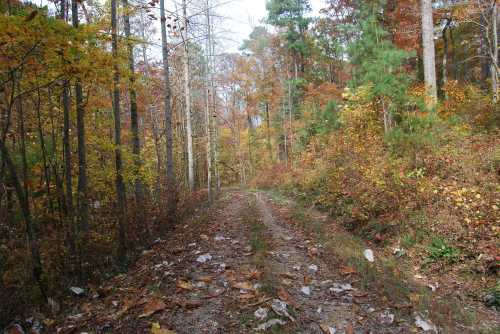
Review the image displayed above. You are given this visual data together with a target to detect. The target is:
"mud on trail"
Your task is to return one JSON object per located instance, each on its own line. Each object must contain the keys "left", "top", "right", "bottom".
{"left": 51, "top": 190, "right": 469, "bottom": 333}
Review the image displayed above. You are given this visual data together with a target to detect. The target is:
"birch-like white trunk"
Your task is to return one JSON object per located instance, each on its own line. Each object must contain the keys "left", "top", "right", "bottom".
{"left": 491, "top": 2, "right": 498, "bottom": 103}
{"left": 182, "top": 0, "right": 194, "bottom": 191}
{"left": 421, "top": 0, "right": 438, "bottom": 109}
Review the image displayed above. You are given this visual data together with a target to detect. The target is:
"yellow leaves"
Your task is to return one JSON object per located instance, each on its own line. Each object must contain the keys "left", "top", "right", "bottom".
{"left": 151, "top": 323, "right": 176, "bottom": 334}
{"left": 176, "top": 279, "right": 193, "bottom": 291}
{"left": 232, "top": 281, "right": 253, "bottom": 290}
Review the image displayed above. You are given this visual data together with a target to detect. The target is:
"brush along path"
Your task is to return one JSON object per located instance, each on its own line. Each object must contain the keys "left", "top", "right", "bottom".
{"left": 54, "top": 190, "right": 418, "bottom": 333}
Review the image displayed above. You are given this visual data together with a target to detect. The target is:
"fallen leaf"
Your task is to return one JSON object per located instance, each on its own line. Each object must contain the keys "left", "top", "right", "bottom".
{"left": 239, "top": 292, "right": 256, "bottom": 300}
{"left": 233, "top": 281, "right": 253, "bottom": 290}
{"left": 277, "top": 288, "right": 298, "bottom": 308}
{"left": 151, "top": 322, "right": 176, "bottom": 334}
{"left": 175, "top": 299, "right": 202, "bottom": 309}
{"left": 280, "top": 272, "right": 296, "bottom": 279}
{"left": 245, "top": 269, "right": 262, "bottom": 280}
{"left": 197, "top": 275, "right": 213, "bottom": 283}
{"left": 341, "top": 266, "right": 357, "bottom": 275}
{"left": 139, "top": 298, "right": 166, "bottom": 318}
{"left": 176, "top": 279, "right": 193, "bottom": 291}
{"left": 409, "top": 293, "right": 420, "bottom": 304}
{"left": 319, "top": 324, "right": 337, "bottom": 334}
{"left": 345, "top": 323, "right": 354, "bottom": 334}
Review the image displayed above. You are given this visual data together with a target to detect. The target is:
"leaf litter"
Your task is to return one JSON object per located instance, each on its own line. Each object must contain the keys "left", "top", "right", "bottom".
{"left": 48, "top": 191, "right": 442, "bottom": 333}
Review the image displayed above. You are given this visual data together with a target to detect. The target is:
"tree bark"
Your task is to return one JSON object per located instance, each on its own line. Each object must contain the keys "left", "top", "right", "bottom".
{"left": 205, "top": 0, "right": 215, "bottom": 203}
{"left": 421, "top": 0, "right": 438, "bottom": 109}
{"left": 182, "top": 0, "right": 195, "bottom": 192}
{"left": 491, "top": 2, "right": 498, "bottom": 103}
{"left": 0, "top": 138, "right": 47, "bottom": 301}
{"left": 265, "top": 102, "right": 273, "bottom": 161}
{"left": 160, "top": 0, "right": 176, "bottom": 226}
{"left": 111, "top": 0, "right": 128, "bottom": 266}
{"left": 442, "top": 21, "right": 449, "bottom": 100}
{"left": 122, "top": 0, "right": 145, "bottom": 227}
{"left": 35, "top": 88, "right": 54, "bottom": 214}
{"left": 72, "top": 0, "right": 90, "bottom": 280}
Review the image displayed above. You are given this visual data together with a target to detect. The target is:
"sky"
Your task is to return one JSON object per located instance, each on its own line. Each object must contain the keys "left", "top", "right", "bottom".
{"left": 216, "top": 0, "right": 326, "bottom": 52}
{"left": 35, "top": 0, "right": 326, "bottom": 54}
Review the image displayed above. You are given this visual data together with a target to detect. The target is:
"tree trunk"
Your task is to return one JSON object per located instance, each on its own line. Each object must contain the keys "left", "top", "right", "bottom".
{"left": 182, "top": 0, "right": 195, "bottom": 192}
{"left": 72, "top": 0, "right": 90, "bottom": 280}
{"left": 16, "top": 82, "right": 29, "bottom": 198}
{"left": 480, "top": 12, "right": 491, "bottom": 87}
{"left": 0, "top": 138, "right": 47, "bottom": 301}
{"left": 122, "top": 0, "right": 145, "bottom": 228}
{"left": 442, "top": 22, "right": 449, "bottom": 100}
{"left": 265, "top": 102, "right": 273, "bottom": 162}
{"left": 421, "top": 0, "right": 438, "bottom": 109}
{"left": 35, "top": 88, "right": 54, "bottom": 214}
{"left": 491, "top": 2, "right": 498, "bottom": 103}
{"left": 160, "top": 0, "right": 176, "bottom": 226}
{"left": 111, "top": 0, "right": 128, "bottom": 266}
{"left": 205, "top": 0, "right": 215, "bottom": 203}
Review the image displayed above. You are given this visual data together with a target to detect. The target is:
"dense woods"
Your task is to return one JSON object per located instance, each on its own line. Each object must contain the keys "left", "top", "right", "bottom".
{"left": 0, "top": 0, "right": 498, "bottom": 332}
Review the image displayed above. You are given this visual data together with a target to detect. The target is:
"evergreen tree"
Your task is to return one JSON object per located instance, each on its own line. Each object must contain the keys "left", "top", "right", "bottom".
{"left": 266, "top": 0, "right": 311, "bottom": 75}
{"left": 348, "top": 1, "right": 412, "bottom": 131}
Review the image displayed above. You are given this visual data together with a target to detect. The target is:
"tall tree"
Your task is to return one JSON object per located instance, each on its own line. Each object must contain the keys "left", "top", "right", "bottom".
{"left": 348, "top": 1, "right": 411, "bottom": 132}
{"left": 122, "top": 0, "right": 145, "bottom": 225}
{"left": 111, "top": 0, "right": 128, "bottom": 265}
{"left": 266, "top": 0, "right": 311, "bottom": 76}
{"left": 205, "top": 0, "right": 216, "bottom": 203}
{"left": 182, "top": 0, "right": 195, "bottom": 192}
{"left": 491, "top": 1, "right": 498, "bottom": 102}
{"left": 160, "top": 0, "right": 176, "bottom": 224}
{"left": 72, "top": 0, "right": 90, "bottom": 279}
{"left": 421, "top": 0, "right": 438, "bottom": 108}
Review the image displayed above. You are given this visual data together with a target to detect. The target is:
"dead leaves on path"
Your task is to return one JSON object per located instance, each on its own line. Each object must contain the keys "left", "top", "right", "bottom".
{"left": 277, "top": 288, "right": 298, "bottom": 309}
{"left": 176, "top": 278, "right": 194, "bottom": 291}
{"left": 139, "top": 298, "right": 167, "bottom": 318}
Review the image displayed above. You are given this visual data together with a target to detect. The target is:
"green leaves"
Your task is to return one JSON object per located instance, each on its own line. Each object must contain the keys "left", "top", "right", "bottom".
{"left": 347, "top": 2, "right": 413, "bottom": 104}
{"left": 426, "top": 238, "right": 460, "bottom": 264}
{"left": 266, "top": 0, "right": 311, "bottom": 55}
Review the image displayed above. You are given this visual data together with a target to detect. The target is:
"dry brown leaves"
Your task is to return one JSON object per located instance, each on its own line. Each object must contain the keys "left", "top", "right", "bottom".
{"left": 139, "top": 298, "right": 167, "bottom": 318}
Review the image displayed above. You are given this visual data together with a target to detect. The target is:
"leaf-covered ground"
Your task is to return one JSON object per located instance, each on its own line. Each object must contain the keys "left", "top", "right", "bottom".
{"left": 44, "top": 190, "right": 498, "bottom": 334}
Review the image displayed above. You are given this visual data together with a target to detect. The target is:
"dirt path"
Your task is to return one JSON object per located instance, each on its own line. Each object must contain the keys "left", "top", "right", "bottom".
{"left": 52, "top": 190, "right": 435, "bottom": 334}
{"left": 253, "top": 192, "right": 414, "bottom": 334}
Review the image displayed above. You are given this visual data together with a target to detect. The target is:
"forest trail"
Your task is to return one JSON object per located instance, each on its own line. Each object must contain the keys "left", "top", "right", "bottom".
{"left": 52, "top": 190, "right": 467, "bottom": 334}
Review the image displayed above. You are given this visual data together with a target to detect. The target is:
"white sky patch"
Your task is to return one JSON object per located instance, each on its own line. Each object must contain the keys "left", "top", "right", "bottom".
{"left": 216, "top": 0, "right": 326, "bottom": 52}
{"left": 29, "top": 0, "right": 325, "bottom": 54}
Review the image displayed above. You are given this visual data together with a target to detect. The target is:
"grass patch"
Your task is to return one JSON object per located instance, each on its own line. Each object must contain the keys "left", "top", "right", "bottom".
{"left": 240, "top": 197, "right": 279, "bottom": 296}
{"left": 425, "top": 238, "right": 460, "bottom": 265}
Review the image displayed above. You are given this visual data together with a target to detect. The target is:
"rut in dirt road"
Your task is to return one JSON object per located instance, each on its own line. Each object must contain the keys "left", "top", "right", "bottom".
{"left": 54, "top": 190, "right": 424, "bottom": 334}
{"left": 252, "top": 192, "right": 413, "bottom": 334}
